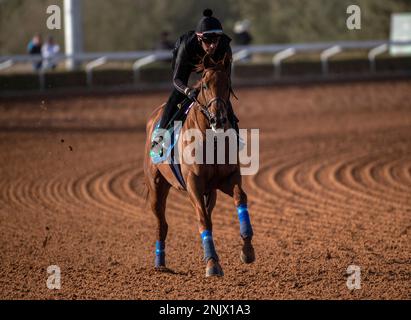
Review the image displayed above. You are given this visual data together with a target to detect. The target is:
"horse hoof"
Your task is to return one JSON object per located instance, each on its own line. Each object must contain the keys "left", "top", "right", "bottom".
{"left": 240, "top": 243, "right": 255, "bottom": 264}
{"left": 205, "top": 260, "right": 224, "bottom": 277}
{"left": 206, "top": 266, "right": 224, "bottom": 277}
{"left": 155, "top": 265, "right": 167, "bottom": 272}
{"left": 155, "top": 255, "right": 166, "bottom": 268}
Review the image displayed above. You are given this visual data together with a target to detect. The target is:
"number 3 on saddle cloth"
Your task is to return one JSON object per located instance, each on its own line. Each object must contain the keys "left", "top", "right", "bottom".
{"left": 150, "top": 98, "right": 195, "bottom": 189}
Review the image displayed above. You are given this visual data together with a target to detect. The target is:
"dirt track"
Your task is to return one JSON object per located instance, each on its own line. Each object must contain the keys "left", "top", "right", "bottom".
{"left": 0, "top": 80, "right": 410, "bottom": 299}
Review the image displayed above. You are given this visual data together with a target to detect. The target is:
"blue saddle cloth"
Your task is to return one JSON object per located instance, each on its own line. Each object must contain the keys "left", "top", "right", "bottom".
{"left": 150, "top": 121, "right": 182, "bottom": 164}
{"left": 150, "top": 99, "right": 194, "bottom": 189}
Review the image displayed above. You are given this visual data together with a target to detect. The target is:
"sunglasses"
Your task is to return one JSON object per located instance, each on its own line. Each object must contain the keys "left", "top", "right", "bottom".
{"left": 200, "top": 34, "right": 221, "bottom": 44}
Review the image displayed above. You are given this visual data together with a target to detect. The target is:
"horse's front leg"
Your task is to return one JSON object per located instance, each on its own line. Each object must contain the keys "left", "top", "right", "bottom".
{"left": 147, "top": 172, "right": 170, "bottom": 269}
{"left": 219, "top": 170, "right": 255, "bottom": 264}
{"left": 187, "top": 176, "right": 223, "bottom": 277}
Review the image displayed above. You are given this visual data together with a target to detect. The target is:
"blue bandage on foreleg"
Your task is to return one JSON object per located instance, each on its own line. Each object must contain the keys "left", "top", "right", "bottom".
{"left": 155, "top": 240, "right": 165, "bottom": 267}
{"left": 201, "top": 230, "right": 219, "bottom": 261}
{"left": 237, "top": 204, "right": 253, "bottom": 238}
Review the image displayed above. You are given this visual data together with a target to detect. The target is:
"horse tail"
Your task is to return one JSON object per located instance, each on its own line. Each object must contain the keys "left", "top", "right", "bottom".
{"left": 140, "top": 161, "right": 150, "bottom": 207}
{"left": 141, "top": 179, "right": 149, "bottom": 207}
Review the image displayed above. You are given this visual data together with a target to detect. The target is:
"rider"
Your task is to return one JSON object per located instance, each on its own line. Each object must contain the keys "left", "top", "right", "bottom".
{"left": 150, "top": 9, "right": 240, "bottom": 157}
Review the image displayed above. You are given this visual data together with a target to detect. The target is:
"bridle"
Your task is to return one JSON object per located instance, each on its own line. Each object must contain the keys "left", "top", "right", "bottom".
{"left": 195, "top": 96, "right": 227, "bottom": 126}
{"left": 194, "top": 70, "right": 228, "bottom": 127}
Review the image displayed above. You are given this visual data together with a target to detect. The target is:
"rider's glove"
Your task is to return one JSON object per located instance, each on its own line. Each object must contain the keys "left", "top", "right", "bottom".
{"left": 185, "top": 87, "right": 198, "bottom": 101}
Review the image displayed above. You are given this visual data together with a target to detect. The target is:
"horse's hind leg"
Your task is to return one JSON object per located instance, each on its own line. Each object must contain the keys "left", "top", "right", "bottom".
{"left": 219, "top": 171, "right": 255, "bottom": 264}
{"left": 148, "top": 172, "right": 170, "bottom": 268}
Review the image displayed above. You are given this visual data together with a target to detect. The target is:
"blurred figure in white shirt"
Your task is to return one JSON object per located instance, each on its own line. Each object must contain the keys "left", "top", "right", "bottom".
{"left": 42, "top": 36, "right": 60, "bottom": 70}
{"left": 233, "top": 19, "right": 253, "bottom": 62}
{"left": 233, "top": 19, "right": 252, "bottom": 46}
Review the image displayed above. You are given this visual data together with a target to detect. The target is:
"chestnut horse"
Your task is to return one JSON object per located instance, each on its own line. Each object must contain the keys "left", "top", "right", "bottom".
{"left": 143, "top": 54, "right": 255, "bottom": 277}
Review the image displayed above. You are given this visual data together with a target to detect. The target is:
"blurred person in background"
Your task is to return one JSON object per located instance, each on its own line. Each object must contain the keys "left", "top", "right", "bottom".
{"left": 27, "top": 33, "right": 43, "bottom": 71}
{"left": 150, "top": 9, "right": 239, "bottom": 157}
{"left": 233, "top": 19, "right": 253, "bottom": 61}
{"left": 41, "top": 36, "right": 60, "bottom": 70}
{"left": 155, "top": 31, "right": 174, "bottom": 51}
{"left": 233, "top": 19, "right": 252, "bottom": 46}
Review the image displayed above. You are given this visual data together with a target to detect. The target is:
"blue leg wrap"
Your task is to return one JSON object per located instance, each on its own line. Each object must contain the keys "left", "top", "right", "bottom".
{"left": 237, "top": 204, "right": 253, "bottom": 239}
{"left": 155, "top": 240, "right": 165, "bottom": 267}
{"left": 201, "top": 230, "right": 219, "bottom": 261}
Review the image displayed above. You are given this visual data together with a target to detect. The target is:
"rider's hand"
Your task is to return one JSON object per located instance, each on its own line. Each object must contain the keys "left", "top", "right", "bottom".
{"left": 185, "top": 88, "right": 197, "bottom": 101}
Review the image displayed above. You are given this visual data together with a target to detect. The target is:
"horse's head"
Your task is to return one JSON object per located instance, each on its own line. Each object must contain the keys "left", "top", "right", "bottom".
{"left": 195, "top": 54, "right": 231, "bottom": 133}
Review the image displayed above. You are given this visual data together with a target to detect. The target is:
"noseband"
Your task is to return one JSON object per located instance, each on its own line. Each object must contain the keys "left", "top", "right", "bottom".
{"left": 196, "top": 96, "right": 227, "bottom": 124}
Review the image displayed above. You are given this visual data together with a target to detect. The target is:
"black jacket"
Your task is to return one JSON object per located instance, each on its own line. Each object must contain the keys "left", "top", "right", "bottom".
{"left": 171, "top": 31, "right": 232, "bottom": 95}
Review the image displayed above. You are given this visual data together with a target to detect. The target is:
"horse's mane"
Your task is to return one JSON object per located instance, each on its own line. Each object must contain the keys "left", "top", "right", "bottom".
{"left": 194, "top": 54, "right": 228, "bottom": 73}
{"left": 193, "top": 54, "right": 231, "bottom": 90}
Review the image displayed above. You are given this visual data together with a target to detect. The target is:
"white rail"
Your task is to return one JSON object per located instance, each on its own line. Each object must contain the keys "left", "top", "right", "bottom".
{"left": 2, "top": 40, "right": 410, "bottom": 66}
{"left": 133, "top": 51, "right": 171, "bottom": 83}
{"left": 273, "top": 48, "right": 296, "bottom": 78}
{"left": 1, "top": 40, "right": 410, "bottom": 90}
{"left": 321, "top": 45, "right": 342, "bottom": 75}
{"left": 0, "top": 59, "right": 14, "bottom": 71}
{"left": 368, "top": 44, "right": 389, "bottom": 73}
{"left": 85, "top": 57, "right": 108, "bottom": 86}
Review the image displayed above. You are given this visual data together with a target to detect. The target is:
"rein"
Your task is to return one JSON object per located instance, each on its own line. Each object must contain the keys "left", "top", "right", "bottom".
{"left": 195, "top": 96, "right": 227, "bottom": 124}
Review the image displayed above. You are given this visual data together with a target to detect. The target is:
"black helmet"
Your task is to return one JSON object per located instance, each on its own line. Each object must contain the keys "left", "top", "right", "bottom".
{"left": 195, "top": 9, "right": 223, "bottom": 36}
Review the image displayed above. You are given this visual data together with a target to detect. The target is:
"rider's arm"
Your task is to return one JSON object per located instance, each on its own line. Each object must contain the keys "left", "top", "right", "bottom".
{"left": 172, "top": 43, "right": 191, "bottom": 96}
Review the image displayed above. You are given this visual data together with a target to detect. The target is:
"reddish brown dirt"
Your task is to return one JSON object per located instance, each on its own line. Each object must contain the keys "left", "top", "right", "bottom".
{"left": 0, "top": 81, "right": 410, "bottom": 299}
